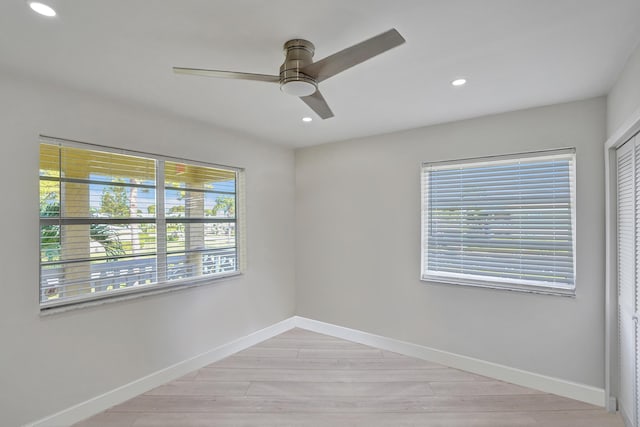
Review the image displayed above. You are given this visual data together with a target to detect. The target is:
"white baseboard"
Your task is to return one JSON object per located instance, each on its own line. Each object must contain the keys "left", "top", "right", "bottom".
{"left": 28, "top": 315, "right": 607, "bottom": 426}
{"left": 26, "top": 317, "right": 297, "bottom": 427}
{"left": 293, "top": 316, "right": 606, "bottom": 407}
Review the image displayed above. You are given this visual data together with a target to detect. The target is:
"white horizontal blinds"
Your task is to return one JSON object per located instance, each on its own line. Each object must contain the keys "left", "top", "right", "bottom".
{"left": 422, "top": 149, "right": 576, "bottom": 289}
{"left": 39, "top": 143, "right": 159, "bottom": 303}
{"left": 632, "top": 138, "right": 640, "bottom": 426}
{"left": 39, "top": 140, "right": 242, "bottom": 308}
{"left": 617, "top": 140, "right": 637, "bottom": 426}
{"left": 162, "top": 161, "right": 238, "bottom": 281}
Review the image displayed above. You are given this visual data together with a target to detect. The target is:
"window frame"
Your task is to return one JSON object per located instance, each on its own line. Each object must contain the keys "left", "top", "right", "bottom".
{"left": 38, "top": 136, "right": 244, "bottom": 311}
{"left": 420, "top": 148, "right": 577, "bottom": 297}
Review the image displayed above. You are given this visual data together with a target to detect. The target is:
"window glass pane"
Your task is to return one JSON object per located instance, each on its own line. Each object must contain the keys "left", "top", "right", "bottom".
{"left": 45, "top": 223, "right": 157, "bottom": 261}
{"left": 165, "top": 191, "right": 235, "bottom": 219}
{"left": 206, "top": 222, "right": 236, "bottom": 248}
{"left": 89, "top": 184, "right": 156, "bottom": 219}
{"left": 39, "top": 141, "right": 241, "bottom": 309}
{"left": 40, "top": 143, "right": 160, "bottom": 306}
{"left": 165, "top": 249, "right": 237, "bottom": 282}
{"left": 40, "top": 224, "right": 61, "bottom": 262}
{"left": 163, "top": 160, "right": 238, "bottom": 283}
{"left": 206, "top": 194, "right": 235, "bottom": 218}
{"left": 39, "top": 175, "right": 60, "bottom": 217}
{"left": 39, "top": 143, "right": 60, "bottom": 176}
{"left": 40, "top": 220, "right": 157, "bottom": 264}
{"left": 40, "top": 145, "right": 61, "bottom": 219}
{"left": 40, "top": 255, "right": 158, "bottom": 303}
{"left": 422, "top": 150, "right": 576, "bottom": 292}
{"left": 60, "top": 146, "right": 155, "bottom": 184}
{"left": 88, "top": 223, "right": 157, "bottom": 258}
{"left": 164, "top": 161, "right": 236, "bottom": 220}
{"left": 165, "top": 161, "right": 235, "bottom": 191}
{"left": 165, "top": 222, "right": 235, "bottom": 253}
{"left": 164, "top": 189, "right": 193, "bottom": 219}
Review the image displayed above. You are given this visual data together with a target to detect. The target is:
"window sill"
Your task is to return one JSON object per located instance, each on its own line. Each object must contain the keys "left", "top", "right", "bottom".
{"left": 39, "top": 272, "right": 243, "bottom": 316}
{"left": 420, "top": 274, "right": 576, "bottom": 297}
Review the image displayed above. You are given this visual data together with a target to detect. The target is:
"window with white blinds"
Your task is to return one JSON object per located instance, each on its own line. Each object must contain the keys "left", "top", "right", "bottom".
{"left": 39, "top": 138, "right": 242, "bottom": 309}
{"left": 421, "top": 148, "right": 576, "bottom": 295}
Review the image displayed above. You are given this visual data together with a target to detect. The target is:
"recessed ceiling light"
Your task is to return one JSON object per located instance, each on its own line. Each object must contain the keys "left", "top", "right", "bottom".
{"left": 29, "top": 2, "right": 56, "bottom": 17}
{"left": 451, "top": 78, "right": 467, "bottom": 87}
{"left": 302, "top": 117, "right": 313, "bottom": 123}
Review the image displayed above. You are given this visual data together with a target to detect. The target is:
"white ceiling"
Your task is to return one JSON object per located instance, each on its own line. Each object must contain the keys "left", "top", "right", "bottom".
{"left": 1, "top": 1, "right": 640, "bottom": 148}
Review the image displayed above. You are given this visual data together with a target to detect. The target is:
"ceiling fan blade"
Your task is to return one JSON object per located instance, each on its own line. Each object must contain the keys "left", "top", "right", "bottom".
{"left": 300, "top": 90, "right": 334, "bottom": 119}
{"left": 301, "top": 29, "right": 405, "bottom": 82}
{"left": 173, "top": 67, "right": 280, "bottom": 83}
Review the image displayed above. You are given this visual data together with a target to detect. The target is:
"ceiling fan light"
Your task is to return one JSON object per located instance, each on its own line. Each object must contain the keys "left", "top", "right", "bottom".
{"left": 281, "top": 80, "right": 317, "bottom": 97}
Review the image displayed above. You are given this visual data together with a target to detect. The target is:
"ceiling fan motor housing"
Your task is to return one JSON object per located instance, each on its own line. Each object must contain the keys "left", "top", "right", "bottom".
{"left": 279, "top": 39, "right": 317, "bottom": 96}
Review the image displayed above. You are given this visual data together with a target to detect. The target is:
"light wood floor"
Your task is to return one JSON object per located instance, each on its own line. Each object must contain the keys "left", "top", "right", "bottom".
{"left": 75, "top": 328, "right": 624, "bottom": 427}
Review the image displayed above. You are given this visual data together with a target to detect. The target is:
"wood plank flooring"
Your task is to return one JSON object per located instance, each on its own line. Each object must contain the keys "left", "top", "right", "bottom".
{"left": 74, "top": 328, "right": 624, "bottom": 427}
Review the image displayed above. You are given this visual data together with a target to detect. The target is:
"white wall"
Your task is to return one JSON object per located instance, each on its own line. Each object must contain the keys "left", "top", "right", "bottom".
{"left": 608, "top": 42, "right": 640, "bottom": 137}
{"left": 0, "top": 70, "right": 295, "bottom": 427}
{"left": 0, "top": 63, "right": 616, "bottom": 425}
{"left": 295, "top": 97, "right": 606, "bottom": 388}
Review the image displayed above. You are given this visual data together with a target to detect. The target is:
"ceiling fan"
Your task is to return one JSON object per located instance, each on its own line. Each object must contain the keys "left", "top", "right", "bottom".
{"left": 173, "top": 29, "right": 405, "bottom": 120}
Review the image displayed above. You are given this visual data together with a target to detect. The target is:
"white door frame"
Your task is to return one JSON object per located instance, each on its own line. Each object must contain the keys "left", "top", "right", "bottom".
{"left": 605, "top": 105, "right": 640, "bottom": 413}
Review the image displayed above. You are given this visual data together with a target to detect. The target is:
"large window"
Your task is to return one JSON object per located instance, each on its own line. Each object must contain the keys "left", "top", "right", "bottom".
{"left": 421, "top": 148, "right": 576, "bottom": 295}
{"left": 39, "top": 138, "right": 242, "bottom": 309}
